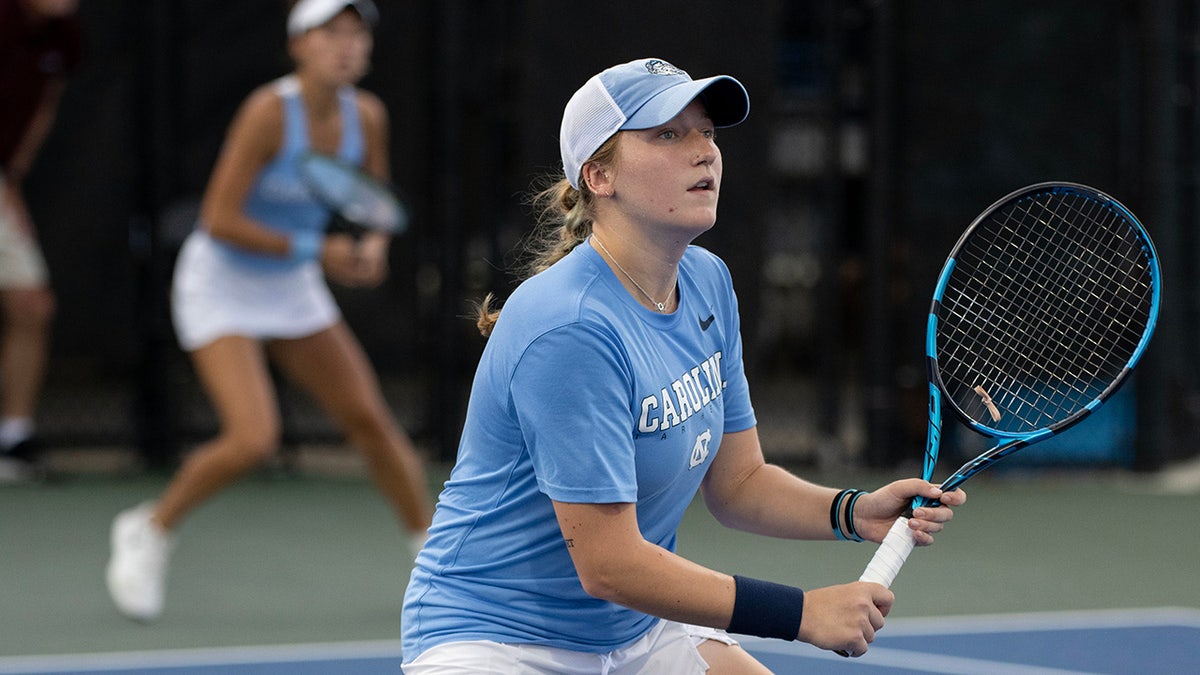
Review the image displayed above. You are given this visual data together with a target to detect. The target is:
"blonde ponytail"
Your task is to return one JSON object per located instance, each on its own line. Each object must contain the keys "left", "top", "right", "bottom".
{"left": 474, "top": 135, "right": 620, "bottom": 336}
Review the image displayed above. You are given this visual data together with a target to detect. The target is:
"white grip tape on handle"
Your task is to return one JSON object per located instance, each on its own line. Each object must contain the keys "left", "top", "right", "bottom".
{"left": 858, "top": 516, "right": 916, "bottom": 587}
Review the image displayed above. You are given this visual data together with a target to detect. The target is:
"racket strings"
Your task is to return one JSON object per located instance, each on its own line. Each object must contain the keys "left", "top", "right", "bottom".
{"left": 935, "top": 190, "right": 1154, "bottom": 433}
{"left": 998, "top": 198, "right": 1146, "bottom": 360}
{"left": 950, "top": 244, "right": 1141, "bottom": 425}
{"left": 954, "top": 206, "right": 1147, "bottom": 423}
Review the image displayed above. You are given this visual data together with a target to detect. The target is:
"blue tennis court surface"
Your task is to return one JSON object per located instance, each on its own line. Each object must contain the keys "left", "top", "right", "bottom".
{"left": 744, "top": 607, "right": 1200, "bottom": 673}
{"left": 1, "top": 608, "right": 1195, "bottom": 674}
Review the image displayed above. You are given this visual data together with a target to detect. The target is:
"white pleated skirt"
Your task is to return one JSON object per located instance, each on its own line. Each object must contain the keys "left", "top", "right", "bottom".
{"left": 171, "top": 230, "right": 340, "bottom": 351}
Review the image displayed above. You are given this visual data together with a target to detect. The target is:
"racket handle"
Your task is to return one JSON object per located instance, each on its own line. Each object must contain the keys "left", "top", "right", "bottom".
{"left": 834, "top": 517, "right": 916, "bottom": 658}
{"left": 858, "top": 516, "right": 916, "bottom": 587}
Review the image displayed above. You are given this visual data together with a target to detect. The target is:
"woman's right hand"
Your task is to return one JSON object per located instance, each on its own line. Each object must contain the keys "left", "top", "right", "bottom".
{"left": 796, "top": 582, "right": 893, "bottom": 657}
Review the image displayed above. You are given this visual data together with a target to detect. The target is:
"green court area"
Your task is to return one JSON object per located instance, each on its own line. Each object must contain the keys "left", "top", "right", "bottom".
{"left": 1, "top": 460, "right": 1196, "bottom": 660}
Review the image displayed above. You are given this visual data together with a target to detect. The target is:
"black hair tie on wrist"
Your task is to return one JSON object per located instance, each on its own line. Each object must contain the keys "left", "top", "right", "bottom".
{"left": 842, "top": 490, "right": 866, "bottom": 542}
{"left": 830, "top": 489, "right": 852, "bottom": 539}
{"left": 830, "top": 489, "right": 865, "bottom": 542}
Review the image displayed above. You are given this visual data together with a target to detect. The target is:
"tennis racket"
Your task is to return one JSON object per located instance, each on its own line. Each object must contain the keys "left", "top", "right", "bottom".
{"left": 859, "top": 181, "right": 1161, "bottom": 588}
{"left": 296, "top": 152, "right": 409, "bottom": 235}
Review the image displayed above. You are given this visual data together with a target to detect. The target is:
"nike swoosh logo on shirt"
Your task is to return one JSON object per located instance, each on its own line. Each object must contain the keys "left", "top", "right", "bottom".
{"left": 699, "top": 314, "right": 715, "bottom": 331}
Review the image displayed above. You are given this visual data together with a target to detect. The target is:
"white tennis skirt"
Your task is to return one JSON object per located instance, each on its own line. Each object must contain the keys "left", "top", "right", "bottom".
{"left": 171, "top": 230, "right": 340, "bottom": 351}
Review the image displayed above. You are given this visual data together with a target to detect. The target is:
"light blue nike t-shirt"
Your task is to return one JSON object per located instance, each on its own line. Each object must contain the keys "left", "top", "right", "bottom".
{"left": 402, "top": 241, "right": 756, "bottom": 659}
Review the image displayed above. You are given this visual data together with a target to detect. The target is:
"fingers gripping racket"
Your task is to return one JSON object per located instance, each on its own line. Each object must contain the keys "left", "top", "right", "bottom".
{"left": 860, "top": 182, "right": 1161, "bottom": 588}
{"left": 297, "top": 152, "right": 409, "bottom": 235}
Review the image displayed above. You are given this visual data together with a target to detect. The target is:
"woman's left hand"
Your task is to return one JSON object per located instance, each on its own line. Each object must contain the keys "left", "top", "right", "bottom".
{"left": 852, "top": 479, "right": 966, "bottom": 547}
{"left": 323, "top": 232, "right": 389, "bottom": 287}
{"left": 356, "top": 233, "right": 390, "bottom": 286}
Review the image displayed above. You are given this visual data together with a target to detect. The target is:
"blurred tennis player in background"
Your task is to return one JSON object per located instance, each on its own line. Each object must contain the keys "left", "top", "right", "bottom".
{"left": 0, "top": 0, "right": 80, "bottom": 480}
{"left": 400, "top": 57, "right": 964, "bottom": 673}
{"left": 105, "top": 0, "right": 432, "bottom": 622}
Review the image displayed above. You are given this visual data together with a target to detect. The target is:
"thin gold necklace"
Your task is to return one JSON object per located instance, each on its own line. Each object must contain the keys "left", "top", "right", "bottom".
{"left": 592, "top": 235, "right": 672, "bottom": 312}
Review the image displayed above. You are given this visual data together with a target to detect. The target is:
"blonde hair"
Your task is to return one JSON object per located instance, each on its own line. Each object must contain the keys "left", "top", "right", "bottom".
{"left": 476, "top": 135, "right": 621, "bottom": 336}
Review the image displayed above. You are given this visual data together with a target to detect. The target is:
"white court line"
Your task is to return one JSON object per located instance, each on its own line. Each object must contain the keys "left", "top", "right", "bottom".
{"left": 868, "top": 605, "right": 1200, "bottom": 636}
{"left": 0, "top": 640, "right": 402, "bottom": 674}
{"left": 814, "top": 646, "right": 1098, "bottom": 675}
{"left": 1, "top": 607, "right": 1196, "bottom": 674}
{"left": 737, "top": 607, "right": 1200, "bottom": 674}
{"left": 739, "top": 638, "right": 1100, "bottom": 674}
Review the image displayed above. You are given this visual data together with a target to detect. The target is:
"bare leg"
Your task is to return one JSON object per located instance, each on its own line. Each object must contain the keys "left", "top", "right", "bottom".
{"left": 0, "top": 286, "right": 54, "bottom": 422}
{"left": 268, "top": 322, "right": 432, "bottom": 533}
{"left": 153, "top": 336, "right": 280, "bottom": 531}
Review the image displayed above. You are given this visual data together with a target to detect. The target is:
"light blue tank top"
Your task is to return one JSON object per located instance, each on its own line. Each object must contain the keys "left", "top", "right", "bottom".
{"left": 210, "top": 75, "right": 364, "bottom": 271}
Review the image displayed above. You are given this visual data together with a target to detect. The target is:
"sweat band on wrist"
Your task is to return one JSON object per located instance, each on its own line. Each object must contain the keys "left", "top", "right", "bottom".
{"left": 289, "top": 231, "right": 323, "bottom": 262}
{"left": 727, "top": 575, "right": 805, "bottom": 641}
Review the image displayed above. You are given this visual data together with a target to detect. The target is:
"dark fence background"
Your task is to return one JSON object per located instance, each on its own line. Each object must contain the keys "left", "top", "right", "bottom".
{"left": 20, "top": 0, "right": 1200, "bottom": 472}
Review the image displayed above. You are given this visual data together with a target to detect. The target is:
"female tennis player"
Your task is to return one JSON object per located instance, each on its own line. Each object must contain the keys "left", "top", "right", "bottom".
{"left": 0, "top": 0, "right": 81, "bottom": 478}
{"left": 105, "top": 0, "right": 432, "bottom": 622}
{"left": 399, "top": 58, "right": 965, "bottom": 673}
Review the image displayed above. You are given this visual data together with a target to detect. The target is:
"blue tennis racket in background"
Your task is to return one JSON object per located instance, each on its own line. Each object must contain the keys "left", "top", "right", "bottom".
{"left": 297, "top": 152, "right": 409, "bottom": 235}
{"left": 859, "top": 181, "right": 1161, "bottom": 588}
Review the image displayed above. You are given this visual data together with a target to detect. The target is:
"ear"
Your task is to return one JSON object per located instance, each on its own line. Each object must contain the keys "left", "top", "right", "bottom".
{"left": 580, "top": 161, "right": 613, "bottom": 196}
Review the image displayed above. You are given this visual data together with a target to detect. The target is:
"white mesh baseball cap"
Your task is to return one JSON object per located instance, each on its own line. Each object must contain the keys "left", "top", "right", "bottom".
{"left": 287, "top": 0, "right": 379, "bottom": 37}
{"left": 559, "top": 58, "right": 750, "bottom": 189}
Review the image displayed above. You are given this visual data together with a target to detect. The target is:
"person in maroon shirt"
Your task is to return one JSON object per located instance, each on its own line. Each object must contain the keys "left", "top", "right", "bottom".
{"left": 0, "top": 0, "right": 81, "bottom": 477}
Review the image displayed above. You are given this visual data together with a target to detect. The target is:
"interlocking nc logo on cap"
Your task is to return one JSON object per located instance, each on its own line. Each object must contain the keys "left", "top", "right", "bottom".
{"left": 644, "top": 60, "right": 687, "bottom": 77}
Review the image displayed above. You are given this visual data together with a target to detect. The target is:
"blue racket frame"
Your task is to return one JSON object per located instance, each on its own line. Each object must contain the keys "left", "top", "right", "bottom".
{"left": 916, "top": 182, "right": 1161, "bottom": 506}
{"left": 296, "top": 152, "right": 409, "bottom": 235}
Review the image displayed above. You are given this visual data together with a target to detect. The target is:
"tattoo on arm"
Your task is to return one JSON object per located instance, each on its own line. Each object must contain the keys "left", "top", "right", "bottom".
{"left": 564, "top": 538, "right": 575, "bottom": 549}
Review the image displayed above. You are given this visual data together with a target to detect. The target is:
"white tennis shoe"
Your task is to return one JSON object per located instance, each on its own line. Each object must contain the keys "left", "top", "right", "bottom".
{"left": 105, "top": 502, "right": 174, "bottom": 622}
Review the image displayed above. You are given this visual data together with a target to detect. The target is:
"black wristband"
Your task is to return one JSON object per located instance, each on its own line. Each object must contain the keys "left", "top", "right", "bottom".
{"left": 840, "top": 485, "right": 868, "bottom": 538}
{"left": 727, "top": 575, "right": 805, "bottom": 641}
{"left": 830, "top": 489, "right": 852, "bottom": 538}
{"left": 831, "top": 489, "right": 866, "bottom": 542}
{"left": 843, "top": 490, "right": 866, "bottom": 542}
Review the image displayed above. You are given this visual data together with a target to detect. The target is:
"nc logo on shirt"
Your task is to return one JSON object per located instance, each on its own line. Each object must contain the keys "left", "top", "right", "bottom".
{"left": 689, "top": 429, "right": 712, "bottom": 469}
